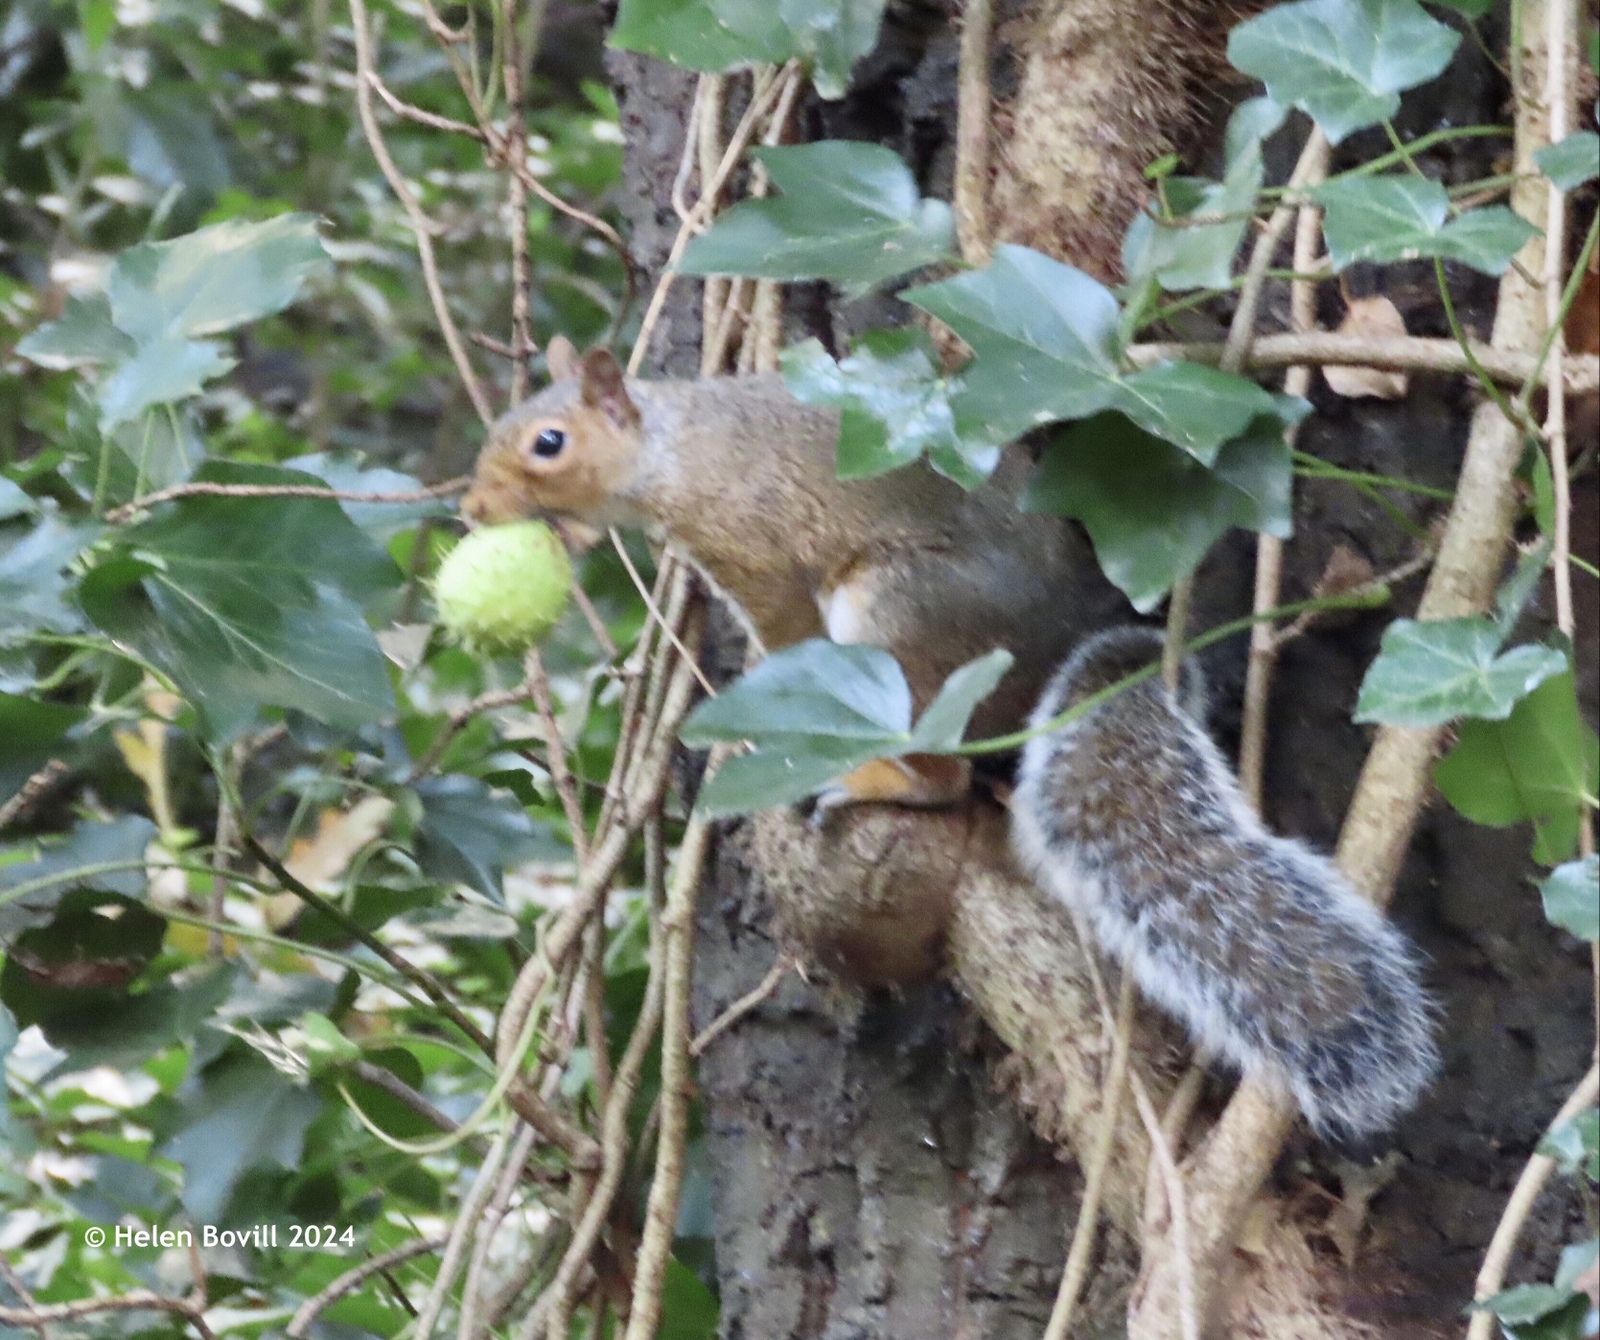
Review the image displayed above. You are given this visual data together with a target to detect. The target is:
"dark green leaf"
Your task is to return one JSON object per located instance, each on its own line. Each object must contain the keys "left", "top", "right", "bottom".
{"left": 907, "top": 650, "right": 1014, "bottom": 751}
{"left": 1429, "top": 0, "right": 1491, "bottom": 15}
{"left": 0, "top": 695, "right": 84, "bottom": 806}
{"left": 904, "top": 245, "right": 1124, "bottom": 450}
{"left": 609, "top": 0, "right": 885, "bottom": 99}
{"left": 659, "top": 1256, "right": 719, "bottom": 1340}
{"left": 1123, "top": 98, "right": 1282, "bottom": 293}
{"left": 693, "top": 738, "right": 880, "bottom": 817}
{"left": 161, "top": 1052, "right": 322, "bottom": 1223}
{"left": 0, "top": 511, "right": 98, "bottom": 645}
{"left": 1115, "top": 362, "right": 1295, "bottom": 466}
{"left": 0, "top": 480, "right": 31, "bottom": 522}
{"left": 1227, "top": 0, "right": 1460, "bottom": 144}
{"left": 683, "top": 639, "right": 912, "bottom": 745}
{"left": 1496, "top": 540, "right": 1553, "bottom": 637}
{"left": 1541, "top": 856, "right": 1599, "bottom": 941}
{"left": 82, "top": 462, "right": 401, "bottom": 739}
{"left": 0, "top": 816, "right": 157, "bottom": 936}
{"left": 414, "top": 774, "right": 563, "bottom": 899}
{"left": 1024, "top": 411, "right": 1292, "bottom": 612}
{"left": 1354, "top": 618, "right": 1568, "bottom": 726}
{"left": 285, "top": 453, "right": 453, "bottom": 540}
{"left": 1534, "top": 131, "right": 1600, "bottom": 191}
{"left": 780, "top": 333, "right": 987, "bottom": 483}
{"left": 96, "top": 334, "right": 235, "bottom": 431}
{"left": 1434, "top": 673, "right": 1598, "bottom": 865}
{"left": 14, "top": 294, "right": 136, "bottom": 370}
{"left": 1539, "top": 1112, "right": 1599, "bottom": 1184}
{"left": 679, "top": 142, "right": 954, "bottom": 294}
{"left": 1315, "top": 176, "right": 1539, "bottom": 275}
{"left": 107, "top": 213, "right": 327, "bottom": 342}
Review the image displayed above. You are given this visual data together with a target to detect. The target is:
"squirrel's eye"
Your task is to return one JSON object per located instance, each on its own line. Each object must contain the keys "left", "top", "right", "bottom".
{"left": 532, "top": 427, "right": 566, "bottom": 459}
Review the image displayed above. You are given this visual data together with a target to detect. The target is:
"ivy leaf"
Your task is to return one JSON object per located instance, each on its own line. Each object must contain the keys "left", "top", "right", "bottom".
{"left": 780, "top": 332, "right": 989, "bottom": 484}
{"left": 1024, "top": 411, "right": 1292, "bottom": 612}
{"left": 160, "top": 1052, "right": 323, "bottom": 1223}
{"left": 904, "top": 245, "right": 1124, "bottom": 450}
{"left": 1315, "top": 176, "right": 1539, "bottom": 276}
{"left": 1354, "top": 618, "right": 1568, "bottom": 727}
{"left": 284, "top": 453, "right": 453, "bottom": 540}
{"left": 413, "top": 774, "right": 563, "bottom": 900}
{"left": 1123, "top": 97, "right": 1284, "bottom": 293}
{"left": 1538, "top": 1114, "right": 1599, "bottom": 1182}
{"left": 1429, "top": 0, "right": 1491, "bottom": 16}
{"left": 1534, "top": 131, "right": 1600, "bottom": 191}
{"left": 0, "top": 816, "right": 158, "bottom": 937}
{"left": 1115, "top": 362, "right": 1298, "bottom": 466}
{"left": 906, "top": 649, "right": 1014, "bottom": 752}
{"left": 1227, "top": 0, "right": 1460, "bottom": 145}
{"left": 95, "top": 334, "right": 235, "bottom": 432}
{"left": 106, "top": 213, "right": 328, "bottom": 343}
{"left": 679, "top": 142, "right": 953, "bottom": 294}
{"left": 80, "top": 462, "right": 401, "bottom": 740}
{"left": 1541, "top": 856, "right": 1599, "bottom": 941}
{"left": 14, "top": 294, "right": 136, "bottom": 370}
{"left": 0, "top": 480, "right": 32, "bottom": 522}
{"left": 0, "top": 695, "right": 85, "bottom": 806}
{"left": 609, "top": 0, "right": 885, "bottom": 99}
{"left": 682, "top": 640, "right": 1007, "bottom": 815}
{"left": 1434, "top": 673, "right": 1599, "bottom": 865}
{"left": 0, "top": 510, "right": 98, "bottom": 646}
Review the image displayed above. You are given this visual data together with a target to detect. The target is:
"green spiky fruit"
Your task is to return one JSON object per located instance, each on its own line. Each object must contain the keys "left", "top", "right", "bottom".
{"left": 435, "top": 521, "right": 572, "bottom": 656}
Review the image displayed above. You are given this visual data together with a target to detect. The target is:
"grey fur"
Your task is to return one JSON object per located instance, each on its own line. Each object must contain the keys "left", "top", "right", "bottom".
{"left": 1010, "top": 627, "right": 1439, "bottom": 1140}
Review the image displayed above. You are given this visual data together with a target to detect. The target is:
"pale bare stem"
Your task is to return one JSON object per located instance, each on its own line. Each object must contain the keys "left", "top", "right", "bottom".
{"left": 367, "top": 72, "right": 485, "bottom": 139}
{"left": 691, "top": 953, "right": 792, "bottom": 1056}
{"left": 459, "top": 1122, "right": 539, "bottom": 1340}
{"left": 673, "top": 79, "right": 709, "bottom": 225}
{"left": 104, "top": 477, "right": 469, "bottom": 525}
{"left": 0, "top": 1293, "right": 218, "bottom": 1340}
{"left": 1161, "top": 576, "right": 1193, "bottom": 691}
{"left": 348, "top": 0, "right": 493, "bottom": 423}
{"left": 1126, "top": 333, "right": 1597, "bottom": 392}
{"left": 533, "top": 841, "right": 669, "bottom": 1340}
{"left": 583, "top": 920, "right": 614, "bottom": 1106}
{"left": 569, "top": 582, "right": 621, "bottom": 661}
{"left": 524, "top": 648, "right": 589, "bottom": 863}
{"left": 696, "top": 76, "right": 729, "bottom": 372}
{"left": 286, "top": 1238, "right": 447, "bottom": 1338}
{"left": 704, "top": 276, "right": 754, "bottom": 375}
{"left": 954, "top": 0, "right": 993, "bottom": 263}
{"left": 627, "top": 62, "right": 802, "bottom": 377}
{"left": 1466, "top": 1062, "right": 1600, "bottom": 1340}
{"left": 208, "top": 743, "right": 242, "bottom": 956}
{"left": 0, "top": 1257, "right": 43, "bottom": 1335}
{"left": 414, "top": 1123, "right": 517, "bottom": 1340}
{"left": 407, "top": 679, "right": 545, "bottom": 784}
{"left": 1240, "top": 134, "right": 1330, "bottom": 805}
{"left": 622, "top": 787, "right": 721, "bottom": 1340}
{"left": 1044, "top": 970, "right": 1137, "bottom": 1340}
{"left": 1270, "top": 547, "right": 1437, "bottom": 649}
{"left": 609, "top": 530, "right": 718, "bottom": 698}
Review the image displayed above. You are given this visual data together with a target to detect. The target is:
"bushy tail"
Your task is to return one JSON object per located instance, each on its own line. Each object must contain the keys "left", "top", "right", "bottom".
{"left": 1009, "top": 628, "right": 1439, "bottom": 1141}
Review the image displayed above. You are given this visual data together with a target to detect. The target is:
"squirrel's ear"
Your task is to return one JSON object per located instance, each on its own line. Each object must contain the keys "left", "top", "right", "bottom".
{"left": 578, "top": 349, "right": 641, "bottom": 430}
{"left": 546, "top": 335, "right": 580, "bottom": 382}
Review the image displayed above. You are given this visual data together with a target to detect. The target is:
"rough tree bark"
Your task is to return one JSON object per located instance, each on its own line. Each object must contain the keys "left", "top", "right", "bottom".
{"left": 604, "top": 4, "right": 1596, "bottom": 1337}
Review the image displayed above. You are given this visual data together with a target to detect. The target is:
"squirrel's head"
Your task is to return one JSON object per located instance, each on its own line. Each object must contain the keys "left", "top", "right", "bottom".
{"left": 461, "top": 337, "right": 645, "bottom": 527}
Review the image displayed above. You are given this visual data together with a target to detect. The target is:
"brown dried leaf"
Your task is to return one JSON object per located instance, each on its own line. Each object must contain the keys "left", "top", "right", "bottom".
{"left": 1323, "top": 296, "right": 1411, "bottom": 400}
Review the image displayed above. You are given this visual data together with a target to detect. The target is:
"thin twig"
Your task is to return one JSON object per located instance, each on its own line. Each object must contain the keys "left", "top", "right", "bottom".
{"left": 691, "top": 953, "right": 792, "bottom": 1056}
{"left": 622, "top": 796, "right": 719, "bottom": 1340}
{"left": 247, "top": 836, "right": 494, "bottom": 1055}
{"left": 105, "top": 477, "right": 468, "bottom": 525}
{"left": 0, "top": 759, "right": 70, "bottom": 832}
{"left": 349, "top": 0, "right": 493, "bottom": 423}
{"left": 953, "top": 0, "right": 993, "bottom": 264}
{"left": 525, "top": 648, "right": 589, "bottom": 863}
{"left": 286, "top": 1237, "right": 448, "bottom": 1338}
{"left": 1466, "top": 1062, "right": 1600, "bottom": 1340}
{"left": 1239, "top": 133, "right": 1330, "bottom": 804}
{"left": 1124, "top": 333, "right": 1598, "bottom": 394}
{"left": 0, "top": 1293, "right": 217, "bottom": 1340}
{"left": 1044, "top": 971, "right": 1137, "bottom": 1340}
{"left": 367, "top": 72, "right": 485, "bottom": 139}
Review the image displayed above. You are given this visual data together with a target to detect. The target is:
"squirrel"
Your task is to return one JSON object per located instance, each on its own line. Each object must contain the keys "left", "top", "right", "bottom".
{"left": 461, "top": 337, "right": 1439, "bottom": 1140}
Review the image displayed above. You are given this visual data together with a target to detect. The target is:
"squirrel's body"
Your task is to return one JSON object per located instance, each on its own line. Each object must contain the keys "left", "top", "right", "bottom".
{"left": 463, "top": 341, "right": 1439, "bottom": 1138}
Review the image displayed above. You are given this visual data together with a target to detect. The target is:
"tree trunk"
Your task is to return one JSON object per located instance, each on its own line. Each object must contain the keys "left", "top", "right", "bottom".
{"left": 605, "top": 4, "right": 1596, "bottom": 1335}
